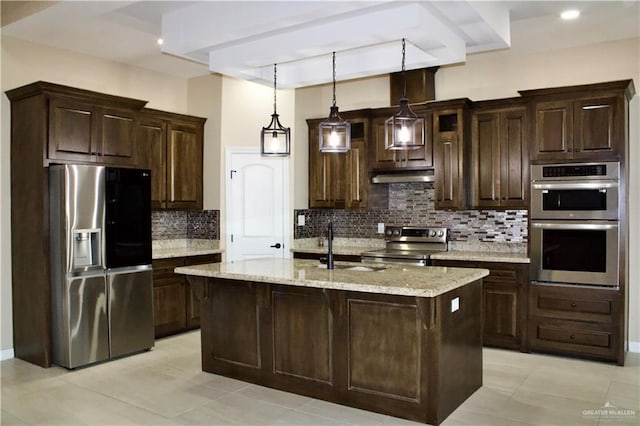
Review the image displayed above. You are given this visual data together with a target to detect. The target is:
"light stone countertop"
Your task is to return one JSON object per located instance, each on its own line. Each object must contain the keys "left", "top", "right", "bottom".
{"left": 174, "top": 257, "right": 489, "bottom": 298}
{"left": 152, "top": 239, "right": 223, "bottom": 260}
{"left": 291, "top": 238, "right": 385, "bottom": 256}
{"left": 431, "top": 251, "right": 530, "bottom": 264}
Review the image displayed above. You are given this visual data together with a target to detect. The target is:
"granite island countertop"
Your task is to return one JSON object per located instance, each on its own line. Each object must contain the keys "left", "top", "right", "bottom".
{"left": 174, "top": 257, "right": 489, "bottom": 298}
{"left": 291, "top": 238, "right": 385, "bottom": 256}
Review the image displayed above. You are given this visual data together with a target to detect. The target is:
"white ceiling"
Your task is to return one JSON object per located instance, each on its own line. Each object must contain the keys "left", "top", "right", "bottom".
{"left": 2, "top": 1, "right": 638, "bottom": 88}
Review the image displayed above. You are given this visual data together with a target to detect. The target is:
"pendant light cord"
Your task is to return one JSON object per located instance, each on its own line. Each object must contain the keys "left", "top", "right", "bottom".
{"left": 332, "top": 51, "right": 337, "bottom": 107}
{"left": 273, "top": 63, "right": 278, "bottom": 114}
{"left": 401, "top": 38, "right": 407, "bottom": 98}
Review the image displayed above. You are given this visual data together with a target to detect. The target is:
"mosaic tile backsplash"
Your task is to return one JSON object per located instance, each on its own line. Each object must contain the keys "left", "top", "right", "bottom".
{"left": 152, "top": 210, "right": 219, "bottom": 240}
{"left": 294, "top": 183, "right": 527, "bottom": 243}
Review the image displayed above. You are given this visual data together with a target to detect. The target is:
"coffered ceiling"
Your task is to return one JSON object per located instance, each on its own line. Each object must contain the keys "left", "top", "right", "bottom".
{"left": 2, "top": 1, "right": 638, "bottom": 88}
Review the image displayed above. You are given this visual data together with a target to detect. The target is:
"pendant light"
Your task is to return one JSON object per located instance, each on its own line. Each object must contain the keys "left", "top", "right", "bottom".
{"left": 385, "top": 38, "right": 425, "bottom": 150}
{"left": 319, "top": 52, "right": 350, "bottom": 153}
{"left": 261, "top": 63, "right": 290, "bottom": 156}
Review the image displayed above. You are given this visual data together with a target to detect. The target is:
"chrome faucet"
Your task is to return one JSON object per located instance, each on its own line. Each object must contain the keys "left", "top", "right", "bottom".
{"left": 327, "top": 221, "right": 334, "bottom": 269}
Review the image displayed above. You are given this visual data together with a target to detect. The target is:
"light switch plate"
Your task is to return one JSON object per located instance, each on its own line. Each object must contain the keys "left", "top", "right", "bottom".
{"left": 377, "top": 223, "right": 385, "bottom": 234}
{"left": 451, "top": 297, "right": 459, "bottom": 312}
{"left": 297, "top": 215, "right": 305, "bottom": 226}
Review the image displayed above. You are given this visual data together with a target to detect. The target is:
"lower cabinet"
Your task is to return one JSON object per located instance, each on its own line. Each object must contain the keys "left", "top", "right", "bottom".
{"left": 528, "top": 284, "right": 623, "bottom": 364}
{"left": 152, "top": 253, "right": 221, "bottom": 338}
{"left": 432, "top": 260, "right": 528, "bottom": 351}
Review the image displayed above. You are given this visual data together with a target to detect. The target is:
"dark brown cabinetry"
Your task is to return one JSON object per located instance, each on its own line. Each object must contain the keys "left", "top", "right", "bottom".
{"left": 432, "top": 259, "right": 528, "bottom": 351}
{"left": 432, "top": 101, "right": 471, "bottom": 210}
{"left": 308, "top": 116, "right": 368, "bottom": 209}
{"left": 152, "top": 253, "right": 221, "bottom": 338}
{"left": 528, "top": 284, "right": 623, "bottom": 364}
{"left": 370, "top": 107, "right": 433, "bottom": 171}
{"left": 49, "top": 96, "right": 139, "bottom": 165}
{"left": 521, "top": 80, "right": 633, "bottom": 162}
{"left": 137, "top": 109, "right": 205, "bottom": 210}
{"left": 471, "top": 101, "right": 529, "bottom": 209}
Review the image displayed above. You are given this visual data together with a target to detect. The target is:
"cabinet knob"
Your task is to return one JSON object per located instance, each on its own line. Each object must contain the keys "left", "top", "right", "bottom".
{"left": 570, "top": 335, "right": 576, "bottom": 340}
{"left": 501, "top": 197, "right": 506, "bottom": 201}
{"left": 571, "top": 302, "right": 577, "bottom": 308}
{"left": 496, "top": 272, "right": 502, "bottom": 276}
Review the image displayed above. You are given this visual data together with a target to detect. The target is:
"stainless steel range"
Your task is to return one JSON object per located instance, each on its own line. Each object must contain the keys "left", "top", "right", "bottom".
{"left": 361, "top": 226, "right": 448, "bottom": 266}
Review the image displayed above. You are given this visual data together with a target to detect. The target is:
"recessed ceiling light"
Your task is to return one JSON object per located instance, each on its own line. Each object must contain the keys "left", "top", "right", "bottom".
{"left": 561, "top": 9, "right": 580, "bottom": 20}
{"left": 157, "top": 38, "right": 164, "bottom": 46}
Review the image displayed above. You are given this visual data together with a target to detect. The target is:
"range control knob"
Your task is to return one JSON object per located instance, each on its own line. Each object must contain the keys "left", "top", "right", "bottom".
{"left": 438, "top": 231, "right": 445, "bottom": 237}
{"left": 430, "top": 231, "right": 437, "bottom": 237}
{"left": 392, "top": 229, "right": 401, "bottom": 237}
{"left": 385, "top": 229, "right": 393, "bottom": 236}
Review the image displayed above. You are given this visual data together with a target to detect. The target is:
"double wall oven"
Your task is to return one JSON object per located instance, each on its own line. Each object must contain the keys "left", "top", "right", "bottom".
{"left": 530, "top": 162, "right": 620, "bottom": 287}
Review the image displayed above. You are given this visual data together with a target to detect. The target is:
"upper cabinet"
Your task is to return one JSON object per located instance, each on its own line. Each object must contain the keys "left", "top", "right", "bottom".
{"left": 521, "top": 80, "right": 635, "bottom": 163}
{"left": 308, "top": 115, "right": 368, "bottom": 209}
{"left": 471, "top": 100, "right": 529, "bottom": 209}
{"left": 49, "top": 96, "right": 139, "bottom": 166}
{"left": 370, "top": 107, "right": 433, "bottom": 171}
{"left": 432, "top": 100, "right": 471, "bottom": 210}
{"left": 137, "top": 109, "right": 206, "bottom": 210}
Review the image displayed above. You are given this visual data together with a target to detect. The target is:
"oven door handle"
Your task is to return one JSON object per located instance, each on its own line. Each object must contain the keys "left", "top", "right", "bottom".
{"left": 531, "top": 221, "right": 619, "bottom": 230}
{"left": 531, "top": 181, "right": 618, "bottom": 190}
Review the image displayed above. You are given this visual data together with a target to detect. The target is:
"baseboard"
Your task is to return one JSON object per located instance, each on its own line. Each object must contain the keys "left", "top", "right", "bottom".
{"left": 1, "top": 348, "right": 15, "bottom": 361}
{"left": 629, "top": 341, "right": 640, "bottom": 353}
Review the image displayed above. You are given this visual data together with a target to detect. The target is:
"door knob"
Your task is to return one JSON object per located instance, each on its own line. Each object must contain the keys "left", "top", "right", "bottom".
{"left": 270, "top": 243, "right": 282, "bottom": 249}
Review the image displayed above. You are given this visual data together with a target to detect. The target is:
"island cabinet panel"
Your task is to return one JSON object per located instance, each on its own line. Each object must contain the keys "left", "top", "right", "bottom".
{"left": 347, "top": 298, "right": 421, "bottom": 400}
{"left": 210, "top": 281, "right": 261, "bottom": 368}
{"left": 272, "top": 289, "right": 332, "bottom": 383}
{"left": 198, "top": 277, "right": 483, "bottom": 425}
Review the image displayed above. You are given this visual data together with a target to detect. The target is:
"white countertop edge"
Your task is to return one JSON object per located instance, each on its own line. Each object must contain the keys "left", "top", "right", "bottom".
{"left": 152, "top": 248, "right": 224, "bottom": 260}
{"left": 431, "top": 251, "right": 530, "bottom": 264}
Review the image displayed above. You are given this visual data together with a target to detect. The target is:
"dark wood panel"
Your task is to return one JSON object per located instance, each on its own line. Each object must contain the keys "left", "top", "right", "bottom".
{"left": 534, "top": 101, "right": 572, "bottom": 157}
{"left": 272, "top": 290, "right": 332, "bottom": 383}
{"left": 210, "top": 280, "right": 261, "bottom": 368}
{"left": 136, "top": 117, "right": 166, "bottom": 209}
{"left": 529, "top": 318, "right": 616, "bottom": 360}
{"left": 475, "top": 112, "right": 500, "bottom": 206}
{"left": 48, "top": 97, "right": 95, "bottom": 161}
{"left": 538, "top": 296, "right": 612, "bottom": 316}
{"left": 348, "top": 298, "right": 420, "bottom": 401}
{"left": 484, "top": 287, "right": 518, "bottom": 340}
{"left": 153, "top": 280, "right": 187, "bottom": 337}
{"left": 502, "top": 110, "right": 527, "bottom": 205}
{"left": 100, "top": 109, "right": 136, "bottom": 164}
{"left": 573, "top": 97, "right": 617, "bottom": 155}
{"left": 537, "top": 323, "right": 611, "bottom": 348}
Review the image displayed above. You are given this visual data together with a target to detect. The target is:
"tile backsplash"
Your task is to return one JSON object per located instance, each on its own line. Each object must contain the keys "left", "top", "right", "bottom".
{"left": 295, "top": 183, "right": 527, "bottom": 243}
{"left": 152, "top": 210, "right": 219, "bottom": 240}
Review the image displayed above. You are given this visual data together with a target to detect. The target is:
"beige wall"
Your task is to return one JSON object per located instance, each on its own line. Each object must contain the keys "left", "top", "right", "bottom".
{"left": 294, "top": 37, "right": 640, "bottom": 347}
{"left": 0, "top": 36, "right": 192, "bottom": 354}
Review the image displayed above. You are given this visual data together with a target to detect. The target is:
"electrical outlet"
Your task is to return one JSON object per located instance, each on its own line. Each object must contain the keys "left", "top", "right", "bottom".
{"left": 377, "top": 223, "right": 385, "bottom": 234}
{"left": 297, "top": 215, "right": 306, "bottom": 226}
{"left": 451, "top": 297, "right": 459, "bottom": 313}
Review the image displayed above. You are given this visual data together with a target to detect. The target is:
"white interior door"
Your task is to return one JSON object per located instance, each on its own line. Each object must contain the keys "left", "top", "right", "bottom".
{"left": 226, "top": 151, "right": 288, "bottom": 261}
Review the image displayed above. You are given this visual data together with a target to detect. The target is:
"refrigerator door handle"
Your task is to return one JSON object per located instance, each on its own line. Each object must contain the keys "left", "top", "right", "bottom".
{"left": 106, "top": 264, "right": 153, "bottom": 275}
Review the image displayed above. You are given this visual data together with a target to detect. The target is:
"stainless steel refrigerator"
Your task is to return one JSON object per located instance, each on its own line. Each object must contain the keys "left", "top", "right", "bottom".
{"left": 49, "top": 164, "right": 154, "bottom": 369}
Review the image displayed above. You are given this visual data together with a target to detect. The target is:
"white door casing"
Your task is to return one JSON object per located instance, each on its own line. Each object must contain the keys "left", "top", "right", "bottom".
{"left": 226, "top": 150, "right": 289, "bottom": 261}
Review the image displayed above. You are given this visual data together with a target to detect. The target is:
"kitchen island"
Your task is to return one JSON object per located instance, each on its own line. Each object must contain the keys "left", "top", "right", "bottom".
{"left": 175, "top": 258, "right": 489, "bottom": 425}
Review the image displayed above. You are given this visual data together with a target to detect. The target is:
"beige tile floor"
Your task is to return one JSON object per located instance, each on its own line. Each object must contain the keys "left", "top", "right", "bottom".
{"left": 1, "top": 330, "right": 638, "bottom": 425}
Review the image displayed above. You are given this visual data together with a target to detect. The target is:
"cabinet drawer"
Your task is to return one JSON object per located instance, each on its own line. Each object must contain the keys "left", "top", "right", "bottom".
{"left": 537, "top": 296, "right": 611, "bottom": 316}
{"left": 529, "top": 284, "right": 618, "bottom": 323}
{"left": 185, "top": 253, "right": 221, "bottom": 265}
{"left": 485, "top": 269, "right": 517, "bottom": 283}
{"left": 529, "top": 318, "right": 616, "bottom": 361}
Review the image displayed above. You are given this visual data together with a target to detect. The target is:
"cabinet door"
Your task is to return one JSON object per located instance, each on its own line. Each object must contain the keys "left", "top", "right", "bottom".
{"left": 308, "top": 120, "right": 347, "bottom": 208}
{"left": 472, "top": 112, "right": 501, "bottom": 208}
{"left": 573, "top": 96, "right": 620, "bottom": 159}
{"left": 533, "top": 100, "right": 573, "bottom": 161}
{"left": 371, "top": 112, "right": 433, "bottom": 171}
{"left": 99, "top": 108, "right": 137, "bottom": 165}
{"left": 49, "top": 97, "right": 96, "bottom": 162}
{"left": 346, "top": 120, "right": 368, "bottom": 209}
{"left": 167, "top": 121, "right": 203, "bottom": 210}
{"left": 500, "top": 109, "right": 528, "bottom": 207}
{"left": 153, "top": 279, "right": 187, "bottom": 338}
{"left": 137, "top": 118, "right": 167, "bottom": 209}
{"left": 483, "top": 282, "right": 519, "bottom": 349}
{"left": 433, "top": 131, "right": 462, "bottom": 209}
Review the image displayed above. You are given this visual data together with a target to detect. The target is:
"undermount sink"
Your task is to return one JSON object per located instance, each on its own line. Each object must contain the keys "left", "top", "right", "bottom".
{"left": 317, "top": 264, "right": 385, "bottom": 272}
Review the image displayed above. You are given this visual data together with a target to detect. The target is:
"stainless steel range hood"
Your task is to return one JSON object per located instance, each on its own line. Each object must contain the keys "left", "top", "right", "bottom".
{"left": 371, "top": 170, "right": 435, "bottom": 184}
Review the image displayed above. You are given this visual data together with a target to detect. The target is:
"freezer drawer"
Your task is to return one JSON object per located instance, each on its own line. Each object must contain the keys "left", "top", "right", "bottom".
{"left": 53, "top": 274, "right": 109, "bottom": 369}
{"left": 108, "top": 267, "right": 154, "bottom": 358}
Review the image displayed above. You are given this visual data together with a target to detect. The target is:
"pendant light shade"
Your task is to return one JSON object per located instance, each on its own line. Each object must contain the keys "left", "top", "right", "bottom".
{"left": 261, "top": 64, "right": 290, "bottom": 156}
{"left": 319, "top": 52, "right": 350, "bottom": 153}
{"left": 385, "top": 39, "right": 425, "bottom": 151}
